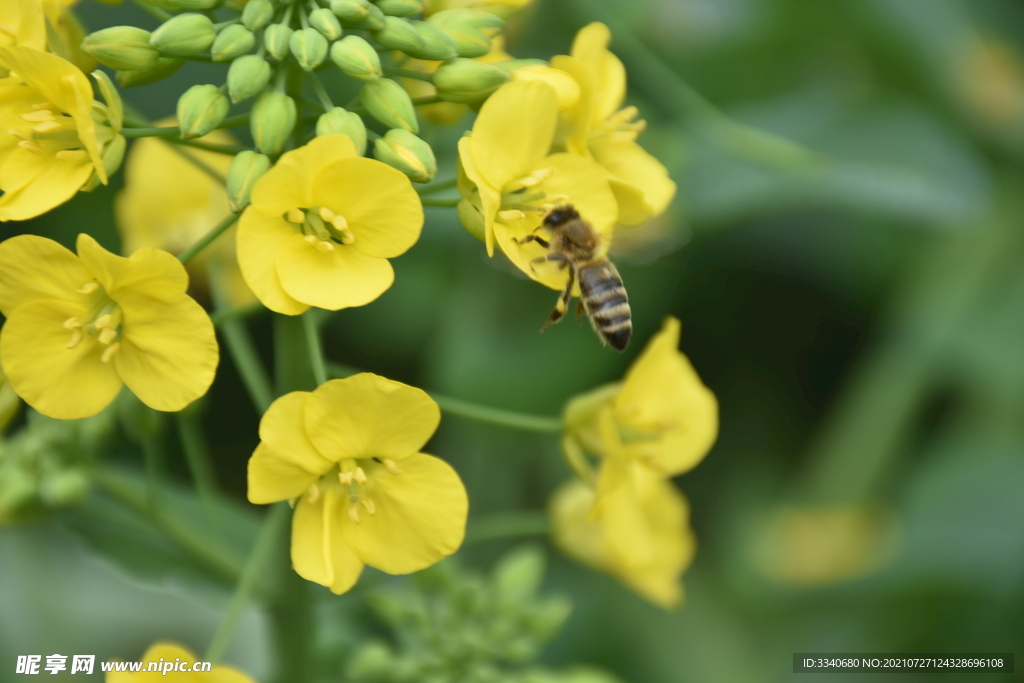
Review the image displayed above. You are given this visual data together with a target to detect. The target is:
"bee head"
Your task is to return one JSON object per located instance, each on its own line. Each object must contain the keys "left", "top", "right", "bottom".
{"left": 543, "top": 205, "right": 580, "bottom": 229}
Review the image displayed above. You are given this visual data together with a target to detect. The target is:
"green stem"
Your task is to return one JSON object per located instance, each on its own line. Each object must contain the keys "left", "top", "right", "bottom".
{"left": 121, "top": 126, "right": 182, "bottom": 138}
{"left": 465, "top": 511, "right": 551, "bottom": 544}
{"left": 163, "top": 142, "right": 228, "bottom": 184}
{"left": 211, "top": 265, "right": 275, "bottom": 413}
{"left": 420, "top": 196, "right": 461, "bottom": 207}
{"left": 170, "top": 138, "right": 249, "bottom": 156}
{"left": 416, "top": 177, "right": 458, "bottom": 195}
{"left": 308, "top": 72, "right": 334, "bottom": 112}
{"left": 302, "top": 311, "right": 328, "bottom": 387}
{"left": 412, "top": 95, "right": 444, "bottom": 106}
{"left": 129, "top": 0, "right": 172, "bottom": 21}
{"left": 210, "top": 302, "right": 265, "bottom": 326}
{"left": 141, "top": 427, "right": 166, "bottom": 513}
{"left": 175, "top": 411, "right": 220, "bottom": 533}
{"left": 179, "top": 214, "right": 239, "bottom": 264}
{"left": 205, "top": 502, "right": 291, "bottom": 662}
{"left": 383, "top": 66, "right": 434, "bottom": 82}
{"left": 275, "top": 315, "right": 316, "bottom": 394}
{"left": 327, "top": 362, "right": 563, "bottom": 433}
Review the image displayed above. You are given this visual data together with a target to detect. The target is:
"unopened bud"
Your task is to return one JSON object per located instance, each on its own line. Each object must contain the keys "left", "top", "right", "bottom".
{"left": 360, "top": 78, "right": 418, "bottom": 132}
{"left": 242, "top": 0, "right": 275, "bottom": 31}
{"left": 428, "top": 8, "right": 504, "bottom": 35}
{"left": 150, "top": 13, "right": 216, "bottom": 57}
{"left": 433, "top": 23, "right": 490, "bottom": 58}
{"left": 434, "top": 58, "right": 510, "bottom": 103}
{"left": 177, "top": 84, "right": 229, "bottom": 138}
{"left": 251, "top": 91, "right": 297, "bottom": 155}
{"left": 101, "top": 134, "right": 127, "bottom": 181}
{"left": 290, "top": 28, "right": 329, "bottom": 71}
{"left": 316, "top": 107, "right": 367, "bottom": 155}
{"left": 40, "top": 469, "right": 89, "bottom": 507}
{"left": 405, "top": 21, "right": 458, "bottom": 60}
{"left": 307, "top": 8, "right": 343, "bottom": 41}
{"left": 345, "top": 3, "right": 386, "bottom": 30}
{"left": 83, "top": 27, "right": 160, "bottom": 71}
{"left": 373, "top": 129, "right": 436, "bottom": 183}
{"left": 264, "top": 23, "right": 294, "bottom": 60}
{"left": 227, "top": 54, "right": 272, "bottom": 102}
{"left": 330, "top": 35, "right": 382, "bottom": 81}
{"left": 227, "top": 150, "right": 272, "bottom": 212}
{"left": 330, "top": 0, "right": 373, "bottom": 21}
{"left": 376, "top": 0, "right": 423, "bottom": 17}
{"left": 116, "top": 57, "right": 184, "bottom": 87}
{"left": 211, "top": 25, "right": 255, "bottom": 62}
{"left": 372, "top": 16, "right": 425, "bottom": 53}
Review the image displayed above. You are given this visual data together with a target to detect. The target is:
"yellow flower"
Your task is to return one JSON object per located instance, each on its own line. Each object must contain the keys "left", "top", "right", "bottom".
{"left": 424, "top": 0, "right": 534, "bottom": 19}
{"left": 0, "top": 46, "right": 124, "bottom": 221}
{"left": 0, "top": 0, "right": 46, "bottom": 61}
{"left": 0, "top": 363, "right": 19, "bottom": 432}
{"left": 40, "top": 0, "right": 96, "bottom": 73}
{"left": 116, "top": 121, "right": 255, "bottom": 308}
{"left": 247, "top": 373, "right": 468, "bottom": 595}
{"left": 457, "top": 79, "right": 617, "bottom": 290}
{"left": 237, "top": 134, "right": 423, "bottom": 315}
{"left": 0, "top": 233, "right": 219, "bottom": 420}
{"left": 551, "top": 409, "right": 695, "bottom": 608}
{"left": 556, "top": 23, "right": 676, "bottom": 225}
{"left": 563, "top": 316, "right": 717, "bottom": 478}
{"left": 105, "top": 642, "right": 255, "bottom": 682}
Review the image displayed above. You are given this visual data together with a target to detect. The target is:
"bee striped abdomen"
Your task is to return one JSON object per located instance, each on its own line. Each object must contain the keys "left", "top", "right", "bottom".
{"left": 578, "top": 260, "right": 632, "bottom": 351}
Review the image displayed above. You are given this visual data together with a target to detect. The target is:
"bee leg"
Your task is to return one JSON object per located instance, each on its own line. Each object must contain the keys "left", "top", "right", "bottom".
{"left": 541, "top": 268, "right": 574, "bottom": 332}
{"left": 513, "top": 234, "right": 550, "bottom": 248}
{"left": 575, "top": 299, "right": 586, "bottom": 324}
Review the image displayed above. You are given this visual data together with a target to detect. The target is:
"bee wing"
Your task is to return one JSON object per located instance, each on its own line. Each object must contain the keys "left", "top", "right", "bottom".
{"left": 607, "top": 213, "right": 691, "bottom": 265}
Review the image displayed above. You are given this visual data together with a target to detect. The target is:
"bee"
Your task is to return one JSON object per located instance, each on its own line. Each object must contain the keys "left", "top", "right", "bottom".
{"left": 513, "top": 204, "right": 632, "bottom": 351}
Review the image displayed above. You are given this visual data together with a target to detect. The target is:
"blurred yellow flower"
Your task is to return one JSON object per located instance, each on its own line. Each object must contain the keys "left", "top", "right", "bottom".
{"left": 0, "top": 46, "right": 124, "bottom": 221}
{"left": 551, "top": 409, "right": 696, "bottom": 608}
{"left": 0, "top": 363, "right": 19, "bottom": 432}
{"left": 247, "top": 374, "right": 468, "bottom": 595}
{"left": 424, "top": 0, "right": 534, "bottom": 19}
{"left": 237, "top": 134, "right": 423, "bottom": 314}
{"left": 40, "top": 0, "right": 95, "bottom": 73}
{"left": 558, "top": 23, "right": 676, "bottom": 225}
{"left": 106, "top": 642, "right": 255, "bottom": 682}
{"left": 564, "top": 316, "right": 717, "bottom": 478}
{"left": 457, "top": 79, "right": 617, "bottom": 290}
{"left": 116, "top": 121, "right": 255, "bottom": 309}
{"left": 0, "top": 0, "right": 46, "bottom": 63}
{"left": 0, "top": 234, "right": 219, "bottom": 419}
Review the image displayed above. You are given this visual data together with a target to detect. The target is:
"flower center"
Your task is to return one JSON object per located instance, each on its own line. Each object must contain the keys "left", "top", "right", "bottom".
{"left": 285, "top": 206, "right": 355, "bottom": 252}
{"left": 63, "top": 281, "right": 123, "bottom": 363}
{"left": 497, "top": 167, "right": 569, "bottom": 223}
{"left": 8, "top": 103, "right": 90, "bottom": 161}
{"left": 595, "top": 106, "right": 646, "bottom": 144}
{"left": 301, "top": 456, "right": 403, "bottom": 523}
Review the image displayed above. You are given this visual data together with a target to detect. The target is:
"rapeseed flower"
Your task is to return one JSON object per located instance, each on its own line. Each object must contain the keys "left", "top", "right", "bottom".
{"left": 237, "top": 134, "right": 423, "bottom": 315}
{"left": 0, "top": 46, "right": 124, "bottom": 221}
{"left": 0, "top": 0, "right": 46, "bottom": 62}
{"left": 558, "top": 23, "right": 676, "bottom": 225}
{"left": 247, "top": 373, "right": 468, "bottom": 594}
{"left": 116, "top": 122, "right": 255, "bottom": 308}
{"left": 40, "top": 0, "right": 95, "bottom": 73}
{"left": 106, "top": 642, "right": 255, "bottom": 682}
{"left": 0, "top": 234, "right": 219, "bottom": 419}
{"left": 457, "top": 79, "right": 617, "bottom": 291}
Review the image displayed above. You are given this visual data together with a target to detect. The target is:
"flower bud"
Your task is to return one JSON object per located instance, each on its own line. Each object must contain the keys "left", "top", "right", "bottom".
{"left": 434, "top": 58, "right": 510, "bottom": 103}
{"left": 330, "top": 0, "right": 372, "bottom": 21}
{"left": 251, "top": 91, "right": 297, "bottom": 155}
{"left": 434, "top": 23, "right": 490, "bottom": 58}
{"left": 242, "top": 0, "right": 275, "bottom": 31}
{"left": 227, "top": 150, "right": 272, "bottom": 212}
{"left": 372, "top": 16, "right": 425, "bottom": 53}
{"left": 330, "top": 35, "right": 382, "bottom": 81}
{"left": 345, "top": 4, "right": 386, "bottom": 30}
{"left": 405, "top": 21, "right": 458, "bottom": 60}
{"left": 150, "top": 13, "right": 216, "bottom": 57}
{"left": 177, "top": 84, "right": 230, "bottom": 138}
{"left": 227, "top": 54, "right": 272, "bottom": 102}
{"left": 373, "top": 129, "right": 436, "bottom": 182}
{"left": 428, "top": 8, "right": 504, "bottom": 35}
{"left": 211, "top": 25, "right": 255, "bottom": 62}
{"left": 83, "top": 27, "right": 160, "bottom": 71}
{"left": 116, "top": 57, "right": 184, "bottom": 87}
{"left": 316, "top": 107, "right": 367, "bottom": 155}
{"left": 376, "top": 0, "right": 423, "bottom": 17}
{"left": 264, "top": 23, "right": 294, "bottom": 60}
{"left": 40, "top": 469, "right": 89, "bottom": 507}
{"left": 360, "top": 78, "right": 418, "bottom": 133}
{"left": 307, "top": 8, "right": 342, "bottom": 41}
{"left": 289, "top": 28, "right": 329, "bottom": 71}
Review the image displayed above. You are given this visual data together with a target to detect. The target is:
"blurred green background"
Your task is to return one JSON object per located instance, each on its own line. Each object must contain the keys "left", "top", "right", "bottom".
{"left": 2, "top": 0, "right": 1024, "bottom": 681}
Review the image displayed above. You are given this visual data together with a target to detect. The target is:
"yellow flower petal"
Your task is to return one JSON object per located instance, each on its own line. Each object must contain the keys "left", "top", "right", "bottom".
{"left": 304, "top": 374, "right": 441, "bottom": 461}
{"left": 511, "top": 65, "right": 581, "bottom": 112}
{"left": 0, "top": 148, "right": 93, "bottom": 221}
{"left": 236, "top": 209, "right": 309, "bottom": 315}
{"left": 274, "top": 233, "right": 396, "bottom": 311}
{"left": 292, "top": 488, "right": 365, "bottom": 595}
{"left": 0, "top": 234, "right": 91, "bottom": 316}
{"left": 457, "top": 135, "right": 501, "bottom": 255}
{"left": 550, "top": 54, "right": 594, "bottom": 156}
{"left": 251, "top": 134, "right": 357, "bottom": 217}
{"left": 0, "top": 298, "right": 122, "bottom": 419}
{"left": 590, "top": 137, "right": 676, "bottom": 224}
{"left": 339, "top": 453, "right": 467, "bottom": 574}
{"left": 468, "top": 79, "right": 558, "bottom": 192}
{"left": 570, "top": 23, "right": 626, "bottom": 126}
{"left": 114, "top": 291, "right": 218, "bottom": 413}
{"left": 255, "top": 391, "right": 335, "bottom": 486}
{"left": 248, "top": 442, "right": 320, "bottom": 505}
{"left": 310, "top": 157, "right": 423, "bottom": 259}
{"left": 76, "top": 234, "right": 189, "bottom": 301}
{"left": 0, "top": 0, "right": 46, "bottom": 53}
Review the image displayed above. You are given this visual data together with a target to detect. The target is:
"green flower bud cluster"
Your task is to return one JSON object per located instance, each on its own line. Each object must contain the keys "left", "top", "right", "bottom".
{"left": 346, "top": 546, "right": 592, "bottom": 683}
{"left": 0, "top": 409, "right": 115, "bottom": 523}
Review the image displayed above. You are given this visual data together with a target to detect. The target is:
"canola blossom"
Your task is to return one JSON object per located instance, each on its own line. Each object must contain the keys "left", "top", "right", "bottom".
{"left": 0, "top": 46, "right": 124, "bottom": 221}
{"left": 237, "top": 134, "right": 424, "bottom": 315}
{"left": 248, "top": 373, "right": 468, "bottom": 595}
{"left": 0, "top": 0, "right": 46, "bottom": 59}
{"left": 105, "top": 642, "right": 256, "bottom": 683}
{"left": 0, "top": 234, "right": 218, "bottom": 419}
